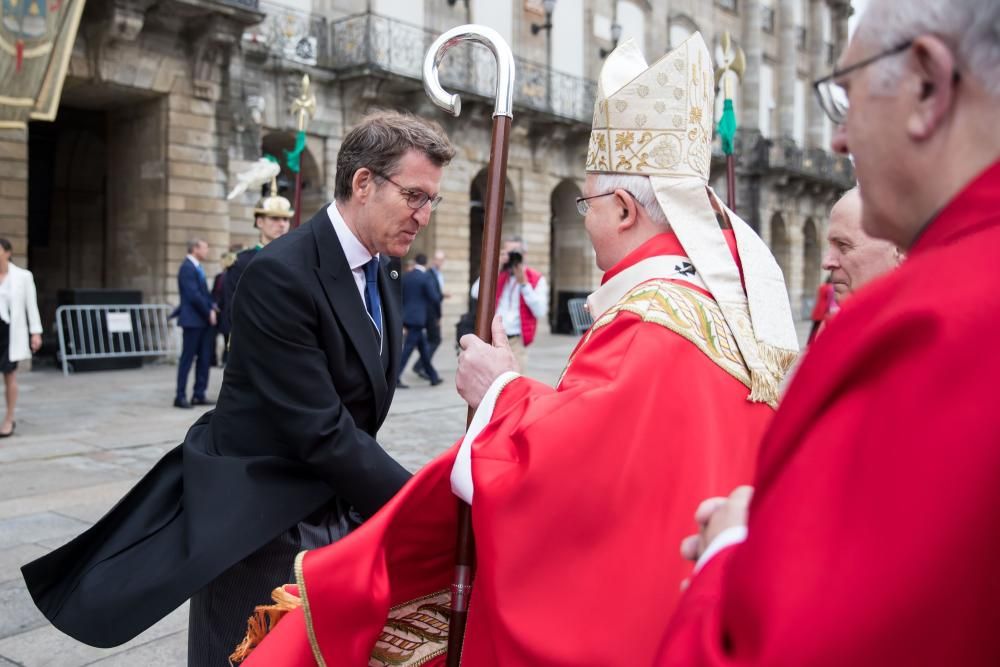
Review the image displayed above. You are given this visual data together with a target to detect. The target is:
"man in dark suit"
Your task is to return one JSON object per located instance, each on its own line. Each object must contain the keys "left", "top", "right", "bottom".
{"left": 21, "top": 110, "right": 456, "bottom": 665}
{"left": 175, "top": 238, "right": 216, "bottom": 409}
{"left": 398, "top": 253, "right": 443, "bottom": 388}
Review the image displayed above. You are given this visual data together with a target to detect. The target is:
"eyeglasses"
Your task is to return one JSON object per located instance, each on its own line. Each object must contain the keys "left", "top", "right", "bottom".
{"left": 813, "top": 40, "right": 913, "bottom": 125}
{"left": 375, "top": 172, "right": 443, "bottom": 211}
{"left": 575, "top": 190, "right": 634, "bottom": 216}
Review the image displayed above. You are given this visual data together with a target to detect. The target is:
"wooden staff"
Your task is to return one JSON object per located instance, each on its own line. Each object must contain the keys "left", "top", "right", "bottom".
{"left": 423, "top": 25, "right": 515, "bottom": 667}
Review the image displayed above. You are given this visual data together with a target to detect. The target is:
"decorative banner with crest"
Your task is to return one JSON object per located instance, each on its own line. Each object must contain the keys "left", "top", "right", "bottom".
{"left": 0, "top": 0, "right": 85, "bottom": 129}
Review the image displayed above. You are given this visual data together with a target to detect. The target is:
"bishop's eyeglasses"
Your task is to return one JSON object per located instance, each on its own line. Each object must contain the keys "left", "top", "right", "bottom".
{"left": 813, "top": 40, "right": 913, "bottom": 125}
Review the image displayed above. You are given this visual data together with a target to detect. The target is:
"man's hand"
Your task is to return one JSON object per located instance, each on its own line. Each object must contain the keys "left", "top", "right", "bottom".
{"left": 680, "top": 486, "right": 754, "bottom": 563}
{"left": 512, "top": 264, "right": 527, "bottom": 285}
{"left": 29, "top": 334, "right": 41, "bottom": 353}
{"left": 456, "top": 313, "right": 519, "bottom": 410}
{"left": 209, "top": 310, "right": 217, "bottom": 327}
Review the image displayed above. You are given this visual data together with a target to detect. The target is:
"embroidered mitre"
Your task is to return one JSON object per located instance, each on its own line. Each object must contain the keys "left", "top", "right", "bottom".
{"left": 586, "top": 34, "right": 799, "bottom": 406}
{"left": 586, "top": 35, "right": 713, "bottom": 180}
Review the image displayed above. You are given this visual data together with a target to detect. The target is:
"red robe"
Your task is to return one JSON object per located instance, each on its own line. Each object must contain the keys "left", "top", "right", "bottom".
{"left": 658, "top": 161, "right": 1000, "bottom": 666}
{"left": 245, "top": 233, "right": 775, "bottom": 666}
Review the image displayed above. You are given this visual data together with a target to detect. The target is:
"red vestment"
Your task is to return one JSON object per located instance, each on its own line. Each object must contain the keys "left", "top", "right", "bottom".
{"left": 658, "top": 161, "right": 1000, "bottom": 665}
{"left": 245, "top": 233, "right": 775, "bottom": 666}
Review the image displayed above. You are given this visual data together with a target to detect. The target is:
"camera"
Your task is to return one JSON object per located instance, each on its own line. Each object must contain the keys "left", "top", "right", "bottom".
{"left": 504, "top": 251, "right": 523, "bottom": 271}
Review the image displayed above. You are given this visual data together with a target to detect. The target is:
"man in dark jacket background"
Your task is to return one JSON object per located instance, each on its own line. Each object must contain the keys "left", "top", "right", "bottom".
{"left": 398, "top": 253, "right": 443, "bottom": 388}
{"left": 174, "top": 238, "right": 216, "bottom": 409}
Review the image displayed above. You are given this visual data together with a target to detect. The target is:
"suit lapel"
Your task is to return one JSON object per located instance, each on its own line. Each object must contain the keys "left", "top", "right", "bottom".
{"left": 310, "top": 209, "right": 388, "bottom": 417}
{"left": 379, "top": 259, "right": 401, "bottom": 422}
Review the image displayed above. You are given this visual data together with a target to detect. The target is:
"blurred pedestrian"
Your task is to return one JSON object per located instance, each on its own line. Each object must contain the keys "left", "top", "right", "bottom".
{"left": 414, "top": 249, "right": 446, "bottom": 380}
{"left": 174, "top": 239, "right": 216, "bottom": 409}
{"left": 211, "top": 251, "right": 238, "bottom": 367}
{"left": 0, "top": 238, "right": 42, "bottom": 438}
{"left": 398, "top": 253, "right": 442, "bottom": 388}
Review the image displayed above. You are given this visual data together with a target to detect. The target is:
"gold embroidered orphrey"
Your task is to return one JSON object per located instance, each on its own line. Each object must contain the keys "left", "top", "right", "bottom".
{"left": 586, "top": 34, "right": 714, "bottom": 181}
{"left": 560, "top": 280, "right": 754, "bottom": 397}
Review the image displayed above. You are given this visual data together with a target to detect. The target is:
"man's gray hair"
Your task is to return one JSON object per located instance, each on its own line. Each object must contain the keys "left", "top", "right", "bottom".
{"left": 187, "top": 238, "right": 206, "bottom": 253}
{"left": 856, "top": 0, "right": 1000, "bottom": 97}
{"left": 505, "top": 235, "right": 527, "bottom": 253}
{"left": 593, "top": 173, "right": 669, "bottom": 229}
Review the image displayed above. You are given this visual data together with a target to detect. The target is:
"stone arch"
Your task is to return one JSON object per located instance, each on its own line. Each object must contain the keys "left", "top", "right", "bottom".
{"left": 770, "top": 212, "right": 791, "bottom": 282}
{"left": 549, "top": 178, "right": 588, "bottom": 333}
{"left": 801, "top": 217, "right": 821, "bottom": 317}
{"left": 469, "top": 168, "right": 519, "bottom": 309}
{"left": 668, "top": 13, "right": 699, "bottom": 49}
{"left": 261, "top": 131, "right": 324, "bottom": 224}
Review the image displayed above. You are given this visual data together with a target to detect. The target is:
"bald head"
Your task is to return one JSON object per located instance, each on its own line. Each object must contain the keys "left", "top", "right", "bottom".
{"left": 822, "top": 189, "right": 902, "bottom": 299}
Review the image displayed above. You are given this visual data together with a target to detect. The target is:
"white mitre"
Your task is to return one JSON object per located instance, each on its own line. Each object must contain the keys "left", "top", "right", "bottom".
{"left": 587, "top": 33, "right": 799, "bottom": 404}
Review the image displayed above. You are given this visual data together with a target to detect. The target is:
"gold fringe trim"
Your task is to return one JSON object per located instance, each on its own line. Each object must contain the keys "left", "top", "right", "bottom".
{"left": 229, "top": 585, "right": 304, "bottom": 664}
{"left": 295, "top": 550, "right": 328, "bottom": 667}
{"left": 747, "top": 343, "right": 800, "bottom": 408}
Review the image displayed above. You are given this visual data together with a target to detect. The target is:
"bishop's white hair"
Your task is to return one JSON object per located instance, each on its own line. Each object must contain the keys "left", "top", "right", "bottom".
{"left": 593, "top": 173, "right": 670, "bottom": 230}
{"left": 856, "top": 0, "right": 1000, "bottom": 97}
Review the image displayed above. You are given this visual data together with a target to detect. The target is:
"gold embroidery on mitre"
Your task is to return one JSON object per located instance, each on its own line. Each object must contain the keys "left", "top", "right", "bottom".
{"left": 580, "top": 280, "right": 753, "bottom": 391}
{"left": 587, "top": 33, "right": 715, "bottom": 180}
{"left": 369, "top": 590, "right": 450, "bottom": 667}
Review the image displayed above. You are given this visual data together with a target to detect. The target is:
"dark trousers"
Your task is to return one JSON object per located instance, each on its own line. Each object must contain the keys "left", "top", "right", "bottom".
{"left": 187, "top": 502, "right": 358, "bottom": 666}
{"left": 415, "top": 318, "right": 441, "bottom": 375}
{"left": 399, "top": 325, "right": 439, "bottom": 383}
{"left": 177, "top": 326, "right": 212, "bottom": 401}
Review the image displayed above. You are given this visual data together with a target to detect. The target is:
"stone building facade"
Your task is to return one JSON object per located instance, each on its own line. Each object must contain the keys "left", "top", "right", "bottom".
{"left": 0, "top": 0, "right": 853, "bottom": 347}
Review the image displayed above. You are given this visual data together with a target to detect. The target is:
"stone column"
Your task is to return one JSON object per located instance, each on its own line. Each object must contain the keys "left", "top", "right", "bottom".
{"left": 777, "top": 0, "right": 797, "bottom": 139}
{"left": 787, "top": 214, "right": 805, "bottom": 319}
{"left": 740, "top": 0, "right": 763, "bottom": 131}
{"left": 0, "top": 129, "right": 28, "bottom": 265}
{"left": 807, "top": 0, "right": 827, "bottom": 148}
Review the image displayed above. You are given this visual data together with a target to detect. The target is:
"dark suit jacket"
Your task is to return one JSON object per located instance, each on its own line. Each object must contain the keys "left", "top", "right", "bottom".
{"left": 21, "top": 209, "right": 411, "bottom": 647}
{"left": 221, "top": 246, "right": 258, "bottom": 335}
{"left": 177, "top": 258, "right": 214, "bottom": 328}
{"left": 401, "top": 268, "right": 441, "bottom": 328}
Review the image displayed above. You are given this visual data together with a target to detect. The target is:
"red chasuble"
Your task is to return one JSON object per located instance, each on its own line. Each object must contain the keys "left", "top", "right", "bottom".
{"left": 657, "top": 161, "right": 1000, "bottom": 666}
{"left": 244, "top": 233, "right": 775, "bottom": 667}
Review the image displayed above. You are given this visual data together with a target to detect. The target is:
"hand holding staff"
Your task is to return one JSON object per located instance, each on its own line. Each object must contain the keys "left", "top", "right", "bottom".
{"left": 422, "top": 25, "right": 515, "bottom": 667}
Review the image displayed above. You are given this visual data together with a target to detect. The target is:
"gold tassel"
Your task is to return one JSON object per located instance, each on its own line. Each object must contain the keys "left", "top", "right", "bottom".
{"left": 229, "top": 586, "right": 303, "bottom": 664}
{"left": 747, "top": 343, "right": 799, "bottom": 408}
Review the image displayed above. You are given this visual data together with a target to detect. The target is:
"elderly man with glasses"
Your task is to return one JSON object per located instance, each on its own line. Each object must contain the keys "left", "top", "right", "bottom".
{"left": 655, "top": 0, "right": 1000, "bottom": 664}
{"left": 231, "top": 34, "right": 798, "bottom": 667}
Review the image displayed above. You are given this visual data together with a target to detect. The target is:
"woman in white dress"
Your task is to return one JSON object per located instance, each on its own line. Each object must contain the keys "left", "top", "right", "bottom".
{"left": 0, "top": 238, "right": 43, "bottom": 437}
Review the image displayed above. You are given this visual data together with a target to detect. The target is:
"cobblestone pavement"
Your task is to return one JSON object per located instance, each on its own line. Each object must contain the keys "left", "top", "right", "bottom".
{"left": 0, "top": 331, "right": 577, "bottom": 666}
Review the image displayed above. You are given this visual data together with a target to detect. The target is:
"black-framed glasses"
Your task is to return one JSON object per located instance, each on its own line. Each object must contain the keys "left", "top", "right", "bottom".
{"left": 813, "top": 40, "right": 913, "bottom": 125}
{"left": 575, "top": 190, "right": 634, "bottom": 216}
{"left": 375, "top": 172, "right": 443, "bottom": 211}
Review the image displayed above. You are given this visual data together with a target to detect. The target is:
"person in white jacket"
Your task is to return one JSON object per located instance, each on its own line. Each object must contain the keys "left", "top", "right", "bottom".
{"left": 0, "top": 238, "right": 42, "bottom": 437}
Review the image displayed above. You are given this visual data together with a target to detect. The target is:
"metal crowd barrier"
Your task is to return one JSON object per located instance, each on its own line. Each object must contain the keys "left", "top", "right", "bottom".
{"left": 567, "top": 298, "right": 593, "bottom": 336}
{"left": 55, "top": 304, "right": 178, "bottom": 376}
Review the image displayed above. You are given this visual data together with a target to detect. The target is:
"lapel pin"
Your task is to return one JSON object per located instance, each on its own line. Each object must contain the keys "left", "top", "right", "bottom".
{"left": 390, "top": 270, "right": 399, "bottom": 280}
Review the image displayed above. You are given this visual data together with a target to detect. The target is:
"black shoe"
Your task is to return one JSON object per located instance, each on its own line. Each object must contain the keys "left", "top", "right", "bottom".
{"left": 191, "top": 397, "right": 215, "bottom": 406}
{"left": 397, "top": 380, "right": 410, "bottom": 389}
{"left": 413, "top": 367, "right": 430, "bottom": 381}
{"left": 174, "top": 398, "right": 192, "bottom": 409}
{"left": 430, "top": 378, "right": 443, "bottom": 386}
{"left": 0, "top": 421, "right": 15, "bottom": 438}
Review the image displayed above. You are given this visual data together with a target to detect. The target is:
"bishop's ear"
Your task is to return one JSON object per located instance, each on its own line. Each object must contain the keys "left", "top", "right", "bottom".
{"left": 616, "top": 189, "right": 639, "bottom": 230}
{"left": 906, "top": 35, "right": 958, "bottom": 141}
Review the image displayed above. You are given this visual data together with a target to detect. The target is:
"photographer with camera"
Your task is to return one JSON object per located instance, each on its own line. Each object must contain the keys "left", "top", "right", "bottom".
{"left": 470, "top": 235, "right": 548, "bottom": 372}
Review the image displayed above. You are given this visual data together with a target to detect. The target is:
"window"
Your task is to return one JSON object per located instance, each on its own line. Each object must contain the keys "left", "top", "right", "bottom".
{"left": 760, "top": 63, "right": 775, "bottom": 138}
{"left": 617, "top": 1, "right": 646, "bottom": 59}
{"left": 716, "top": 0, "right": 737, "bottom": 12}
{"left": 761, "top": 5, "right": 775, "bottom": 33}
{"left": 793, "top": 77, "right": 806, "bottom": 145}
